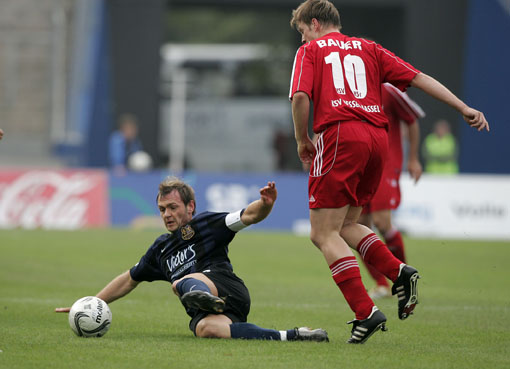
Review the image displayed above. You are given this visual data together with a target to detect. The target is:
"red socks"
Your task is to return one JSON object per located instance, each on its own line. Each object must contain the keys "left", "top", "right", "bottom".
{"left": 363, "top": 229, "right": 406, "bottom": 287}
{"left": 330, "top": 256, "right": 374, "bottom": 320}
{"left": 385, "top": 229, "right": 406, "bottom": 263}
{"left": 357, "top": 233, "right": 402, "bottom": 282}
{"left": 328, "top": 232, "right": 406, "bottom": 319}
{"left": 364, "top": 260, "right": 389, "bottom": 287}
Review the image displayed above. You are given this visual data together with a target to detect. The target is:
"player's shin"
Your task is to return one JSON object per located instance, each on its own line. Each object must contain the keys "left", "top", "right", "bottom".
{"left": 176, "top": 278, "right": 211, "bottom": 295}
{"left": 330, "top": 256, "right": 374, "bottom": 320}
{"left": 229, "top": 322, "right": 289, "bottom": 340}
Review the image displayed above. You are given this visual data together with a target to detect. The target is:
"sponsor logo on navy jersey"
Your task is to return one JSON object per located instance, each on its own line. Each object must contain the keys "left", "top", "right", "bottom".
{"left": 167, "top": 244, "right": 196, "bottom": 277}
{"left": 181, "top": 224, "right": 195, "bottom": 240}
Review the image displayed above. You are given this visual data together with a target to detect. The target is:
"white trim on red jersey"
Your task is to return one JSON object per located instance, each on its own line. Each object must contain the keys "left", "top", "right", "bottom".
{"left": 288, "top": 42, "right": 310, "bottom": 100}
{"left": 364, "top": 39, "right": 421, "bottom": 76}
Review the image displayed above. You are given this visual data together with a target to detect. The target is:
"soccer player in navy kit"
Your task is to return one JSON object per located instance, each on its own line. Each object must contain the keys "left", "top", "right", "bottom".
{"left": 57, "top": 177, "right": 328, "bottom": 342}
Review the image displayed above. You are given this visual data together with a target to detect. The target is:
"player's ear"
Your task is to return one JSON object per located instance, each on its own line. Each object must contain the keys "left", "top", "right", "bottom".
{"left": 311, "top": 18, "right": 320, "bottom": 31}
{"left": 187, "top": 199, "right": 196, "bottom": 215}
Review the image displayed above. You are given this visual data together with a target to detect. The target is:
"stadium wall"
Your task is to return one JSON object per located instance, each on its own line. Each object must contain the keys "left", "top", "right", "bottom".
{"left": 1, "top": 169, "right": 509, "bottom": 240}
{"left": 459, "top": 0, "right": 510, "bottom": 173}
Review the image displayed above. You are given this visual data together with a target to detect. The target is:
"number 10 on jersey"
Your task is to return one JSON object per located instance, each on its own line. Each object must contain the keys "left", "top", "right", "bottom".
{"left": 325, "top": 52, "right": 367, "bottom": 99}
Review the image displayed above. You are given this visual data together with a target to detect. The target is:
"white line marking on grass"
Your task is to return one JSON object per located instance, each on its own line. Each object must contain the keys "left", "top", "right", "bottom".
{"left": 0, "top": 297, "right": 66, "bottom": 304}
{"left": 422, "top": 305, "right": 510, "bottom": 312}
{"left": 252, "top": 302, "right": 333, "bottom": 309}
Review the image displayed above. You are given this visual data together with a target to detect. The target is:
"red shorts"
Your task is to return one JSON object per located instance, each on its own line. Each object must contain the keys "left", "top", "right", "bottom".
{"left": 308, "top": 122, "right": 388, "bottom": 209}
{"left": 362, "top": 165, "right": 401, "bottom": 214}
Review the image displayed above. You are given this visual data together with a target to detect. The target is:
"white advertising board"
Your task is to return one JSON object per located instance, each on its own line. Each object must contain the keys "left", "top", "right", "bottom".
{"left": 394, "top": 174, "right": 510, "bottom": 240}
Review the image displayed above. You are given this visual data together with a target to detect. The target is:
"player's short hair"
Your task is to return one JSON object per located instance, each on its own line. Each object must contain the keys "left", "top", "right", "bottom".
{"left": 290, "top": 0, "right": 341, "bottom": 30}
{"left": 157, "top": 176, "right": 196, "bottom": 215}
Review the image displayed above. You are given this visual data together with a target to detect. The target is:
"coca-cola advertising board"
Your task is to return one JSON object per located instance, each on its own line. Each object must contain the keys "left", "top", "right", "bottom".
{"left": 0, "top": 169, "right": 109, "bottom": 229}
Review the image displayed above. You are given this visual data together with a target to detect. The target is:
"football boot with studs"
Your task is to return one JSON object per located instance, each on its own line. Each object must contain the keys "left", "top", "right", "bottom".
{"left": 392, "top": 264, "right": 420, "bottom": 320}
{"left": 347, "top": 306, "right": 387, "bottom": 344}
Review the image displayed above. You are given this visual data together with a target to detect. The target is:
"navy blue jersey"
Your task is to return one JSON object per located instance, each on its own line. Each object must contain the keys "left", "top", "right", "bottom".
{"left": 130, "top": 211, "right": 245, "bottom": 283}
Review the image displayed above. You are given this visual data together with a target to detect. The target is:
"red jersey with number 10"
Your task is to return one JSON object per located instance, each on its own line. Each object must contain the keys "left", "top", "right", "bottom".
{"left": 289, "top": 32, "right": 420, "bottom": 133}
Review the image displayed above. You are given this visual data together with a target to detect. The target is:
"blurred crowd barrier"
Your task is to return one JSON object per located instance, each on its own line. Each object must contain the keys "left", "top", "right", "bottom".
{"left": 0, "top": 169, "right": 509, "bottom": 240}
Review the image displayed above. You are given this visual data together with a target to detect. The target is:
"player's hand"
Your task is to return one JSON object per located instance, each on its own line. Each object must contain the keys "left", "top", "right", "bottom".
{"left": 297, "top": 138, "right": 315, "bottom": 164}
{"left": 55, "top": 307, "right": 71, "bottom": 313}
{"left": 462, "top": 107, "right": 489, "bottom": 132}
{"left": 260, "top": 181, "right": 277, "bottom": 206}
{"left": 407, "top": 158, "right": 423, "bottom": 184}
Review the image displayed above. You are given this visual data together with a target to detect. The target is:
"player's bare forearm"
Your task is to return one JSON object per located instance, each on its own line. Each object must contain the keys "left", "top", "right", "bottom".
{"left": 291, "top": 92, "right": 311, "bottom": 143}
{"left": 292, "top": 93, "right": 315, "bottom": 163}
{"left": 55, "top": 271, "right": 138, "bottom": 313}
{"left": 96, "top": 270, "right": 139, "bottom": 304}
{"left": 407, "top": 121, "right": 420, "bottom": 161}
{"left": 407, "top": 121, "right": 422, "bottom": 182}
{"left": 411, "top": 73, "right": 489, "bottom": 131}
{"left": 241, "top": 182, "right": 277, "bottom": 225}
{"left": 411, "top": 73, "right": 466, "bottom": 111}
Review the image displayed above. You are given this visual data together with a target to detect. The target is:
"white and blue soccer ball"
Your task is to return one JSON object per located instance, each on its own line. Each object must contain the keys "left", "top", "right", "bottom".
{"left": 68, "top": 296, "right": 112, "bottom": 337}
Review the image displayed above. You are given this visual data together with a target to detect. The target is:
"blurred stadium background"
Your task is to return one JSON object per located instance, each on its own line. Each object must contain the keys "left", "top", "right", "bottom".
{"left": 0, "top": 0, "right": 509, "bottom": 239}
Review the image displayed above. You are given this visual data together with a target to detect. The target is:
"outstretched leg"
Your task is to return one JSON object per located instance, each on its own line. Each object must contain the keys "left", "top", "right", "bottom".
{"left": 195, "top": 315, "right": 328, "bottom": 342}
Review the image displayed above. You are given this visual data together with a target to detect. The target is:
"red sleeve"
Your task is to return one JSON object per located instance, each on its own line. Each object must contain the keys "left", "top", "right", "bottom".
{"left": 289, "top": 43, "right": 314, "bottom": 100}
{"left": 374, "top": 43, "right": 421, "bottom": 92}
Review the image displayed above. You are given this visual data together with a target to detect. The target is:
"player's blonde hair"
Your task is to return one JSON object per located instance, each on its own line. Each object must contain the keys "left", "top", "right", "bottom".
{"left": 290, "top": 0, "right": 342, "bottom": 30}
{"left": 157, "top": 176, "right": 196, "bottom": 215}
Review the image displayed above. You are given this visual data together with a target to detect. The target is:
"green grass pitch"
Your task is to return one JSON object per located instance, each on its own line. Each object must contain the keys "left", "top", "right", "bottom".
{"left": 1, "top": 229, "right": 509, "bottom": 369}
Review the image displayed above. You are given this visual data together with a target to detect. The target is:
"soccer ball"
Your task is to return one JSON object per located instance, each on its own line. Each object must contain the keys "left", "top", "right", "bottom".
{"left": 68, "top": 296, "right": 112, "bottom": 337}
{"left": 128, "top": 150, "right": 153, "bottom": 172}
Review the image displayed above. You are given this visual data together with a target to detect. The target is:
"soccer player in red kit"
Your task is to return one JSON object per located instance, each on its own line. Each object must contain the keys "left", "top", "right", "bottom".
{"left": 359, "top": 83, "right": 425, "bottom": 299}
{"left": 289, "top": 0, "right": 489, "bottom": 344}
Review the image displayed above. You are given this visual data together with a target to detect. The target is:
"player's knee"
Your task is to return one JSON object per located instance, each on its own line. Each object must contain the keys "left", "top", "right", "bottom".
{"left": 372, "top": 217, "right": 391, "bottom": 234}
{"left": 171, "top": 280, "right": 180, "bottom": 296}
{"left": 358, "top": 214, "right": 371, "bottom": 228}
{"left": 309, "top": 230, "right": 323, "bottom": 249}
{"left": 195, "top": 320, "right": 222, "bottom": 338}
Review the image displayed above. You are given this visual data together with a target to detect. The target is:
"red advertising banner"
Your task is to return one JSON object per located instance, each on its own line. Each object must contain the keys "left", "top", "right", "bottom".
{"left": 0, "top": 169, "right": 109, "bottom": 229}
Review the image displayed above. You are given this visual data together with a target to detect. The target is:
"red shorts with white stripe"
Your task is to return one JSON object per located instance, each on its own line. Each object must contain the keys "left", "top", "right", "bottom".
{"left": 308, "top": 121, "right": 388, "bottom": 209}
{"left": 362, "top": 165, "right": 401, "bottom": 214}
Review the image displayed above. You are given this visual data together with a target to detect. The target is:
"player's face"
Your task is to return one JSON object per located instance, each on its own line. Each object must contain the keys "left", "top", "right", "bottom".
{"left": 158, "top": 190, "right": 195, "bottom": 232}
{"left": 296, "top": 21, "right": 319, "bottom": 43}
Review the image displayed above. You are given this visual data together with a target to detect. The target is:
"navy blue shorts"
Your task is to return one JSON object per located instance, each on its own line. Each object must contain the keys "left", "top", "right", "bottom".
{"left": 187, "top": 268, "right": 251, "bottom": 334}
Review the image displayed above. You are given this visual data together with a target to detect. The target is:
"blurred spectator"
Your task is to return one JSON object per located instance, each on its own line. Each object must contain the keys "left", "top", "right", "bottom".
{"left": 109, "top": 114, "right": 144, "bottom": 174}
{"left": 422, "top": 119, "right": 459, "bottom": 174}
{"left": 273, "top": 129, "right": 289, "bottom": 171}
{"left": 0, "top": 128, "right": 4, "bottom": 140}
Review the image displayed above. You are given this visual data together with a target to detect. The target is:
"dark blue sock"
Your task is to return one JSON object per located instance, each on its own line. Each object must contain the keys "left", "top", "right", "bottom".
{"left": 230, "top": 322, "right": 285, "bottom": 340}
{"left": 176, "top": 278, "right": 211, "bottom": 296}
{"left": 286, "top": 328, "right": 297, "bottom": 340}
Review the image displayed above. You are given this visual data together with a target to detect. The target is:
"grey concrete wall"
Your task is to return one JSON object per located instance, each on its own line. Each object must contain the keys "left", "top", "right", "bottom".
{"left": 0, "top": 0, "right": 73, "bottom": 166}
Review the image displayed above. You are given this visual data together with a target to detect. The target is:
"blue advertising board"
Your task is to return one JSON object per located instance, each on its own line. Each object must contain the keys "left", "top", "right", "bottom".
{"left": 109, "top": 171, "right": 311, "bottom": 232}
